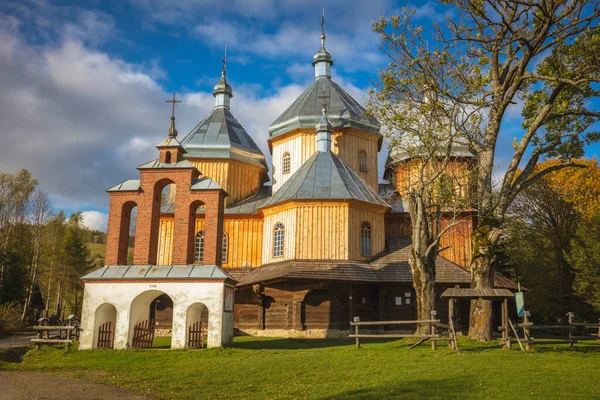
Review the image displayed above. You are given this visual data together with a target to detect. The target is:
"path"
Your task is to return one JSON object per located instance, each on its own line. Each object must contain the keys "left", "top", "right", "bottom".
{"left": 0, "top": 334, "right": 36, "bottom": 349}
{"left": 0, "top": 371, "right": 150, "bottom": 400}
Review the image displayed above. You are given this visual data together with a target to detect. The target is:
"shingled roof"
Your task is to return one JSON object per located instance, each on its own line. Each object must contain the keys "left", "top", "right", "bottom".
{"left": 180, "top": 107, "right": 267, "bottom": 169}
{"left": 232, "top": 236, "right": 519, "bottom": 289}
{"left": 259, "top": 151, "right": 389, "bottom": 209}
{"left": 268, "top": 76, "right": 380, "bottom": 139}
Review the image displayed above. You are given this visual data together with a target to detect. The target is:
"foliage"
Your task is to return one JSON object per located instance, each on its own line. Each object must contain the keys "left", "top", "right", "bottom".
{"left": 372, "top": 0, "right": 600, "bottom": 340}
{"left": 3, "top": 337, "right": 600, "bottom": 399}
{"left": 0, "top": 301, "right": 23, "bottom": 333}
{"left": 567, "top": 212, "right": 600, "bottom": 312}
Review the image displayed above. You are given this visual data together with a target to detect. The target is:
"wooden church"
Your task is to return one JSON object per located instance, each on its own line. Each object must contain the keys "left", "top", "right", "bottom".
{"left": 83, "top": 23, "right": 518, "bottom": 346}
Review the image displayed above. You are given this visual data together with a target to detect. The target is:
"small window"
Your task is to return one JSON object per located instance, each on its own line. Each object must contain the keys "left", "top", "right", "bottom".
{"left": 273, "top": 222, "right": 284, "bottom": 257}
{"left": 164, "top": 152, "right": 172, "bottom": 164}
{"left": 361, "top": 221, "right": 372, "bottom": 256}
{"left": 222, "top": 232, "right": 228, "bottom": 263}
{"left": 195, "top": 231, "right": 205, "bottom": 263}
{"left": 359, "top": 150, "right": 368, "bottom": 172}
{"left": 282, "top": 152, "right": 291, "bottom": 174}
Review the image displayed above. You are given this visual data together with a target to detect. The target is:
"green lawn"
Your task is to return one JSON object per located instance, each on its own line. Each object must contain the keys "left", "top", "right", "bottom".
{"left": 1, "top": 337, "right": 599, "bottom": 399}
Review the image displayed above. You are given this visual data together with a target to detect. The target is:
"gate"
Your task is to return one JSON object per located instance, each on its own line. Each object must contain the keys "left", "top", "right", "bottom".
{"left": 97, "top": 321, "right": 114, "bottom": 349}
{"left": 188, "top": 321, "right": 205, "bottom": 348}
{"left": 131, "top": 319, "right": 155, "bottom": 348}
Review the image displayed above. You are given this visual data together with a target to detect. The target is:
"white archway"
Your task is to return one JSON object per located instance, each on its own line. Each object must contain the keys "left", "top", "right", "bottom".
{"left": 128, "top": 290, "right": 174, "bottom": 348}
{"left": 92, "top": 303, "right": 117, "bottom": 349}
{"left": 186, "top": 302, "right": 209, "bottom": 348}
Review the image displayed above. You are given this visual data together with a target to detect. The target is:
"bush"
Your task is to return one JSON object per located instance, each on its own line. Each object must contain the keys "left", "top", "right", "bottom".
{"left": 0, "top": 301, "right": 24, "bottom": 333}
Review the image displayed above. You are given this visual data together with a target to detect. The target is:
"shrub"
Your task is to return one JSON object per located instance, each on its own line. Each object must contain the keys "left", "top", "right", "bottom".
{"left": 0, "top": 301, "right": 24, "bottom": 333}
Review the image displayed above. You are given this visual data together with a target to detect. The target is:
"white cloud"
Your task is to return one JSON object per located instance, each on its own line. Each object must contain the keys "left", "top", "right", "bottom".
{"left": 81, "top": 210, "right": 108, "bottom": 232}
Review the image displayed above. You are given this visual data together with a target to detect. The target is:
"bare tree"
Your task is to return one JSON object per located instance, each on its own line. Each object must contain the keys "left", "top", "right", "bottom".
{"left": 373, "top": 0, "right": 600, "bottom": 340}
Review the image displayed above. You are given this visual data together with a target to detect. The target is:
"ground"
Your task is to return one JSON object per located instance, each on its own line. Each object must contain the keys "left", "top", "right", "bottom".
{"left": 0, "top": 337, "right": 599, "bottom": 399}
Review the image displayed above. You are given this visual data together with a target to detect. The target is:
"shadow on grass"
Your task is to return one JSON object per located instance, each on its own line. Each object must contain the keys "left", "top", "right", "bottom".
{"left": 319, "top": 377, "right": 477, "bottom": 399}
{"left": 233, "top": 337, "right": 398, "bottom": 350}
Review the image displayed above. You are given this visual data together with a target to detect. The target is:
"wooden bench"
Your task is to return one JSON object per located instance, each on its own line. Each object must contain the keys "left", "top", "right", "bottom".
{"left": 31, "top": 325, "right": 76, "bottom": 350}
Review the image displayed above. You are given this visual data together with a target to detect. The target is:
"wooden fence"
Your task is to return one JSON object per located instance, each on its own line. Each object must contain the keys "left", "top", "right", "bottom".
{"left": 131, "top": 319, "right": 155, "bottom": 349}
{"left": 97, "top": 321, "right": 114, "bottom": 349}
{"left": 188, "top": 321, "right": 205, "bottom": 349}
{"left": 31, "top": 325, "right": 76, "bottom": 350}
{"left": 349, "top": 314, "right": 458, "bottom": 352}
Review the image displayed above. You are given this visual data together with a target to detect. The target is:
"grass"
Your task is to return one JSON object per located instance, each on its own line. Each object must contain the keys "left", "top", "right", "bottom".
{"left": 86, "top": 243, "right": 106, "bottom": 258}
{"left": 1, "top": 336, "right": 599, "bottom": 399}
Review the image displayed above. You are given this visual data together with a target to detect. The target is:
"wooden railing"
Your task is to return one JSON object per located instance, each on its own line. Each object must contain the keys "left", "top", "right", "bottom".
{"left": 31, "top": 325, "right": 76, "bottom": 350}
{"left": 349, "top": 316, "right": 458, "bottom": 352}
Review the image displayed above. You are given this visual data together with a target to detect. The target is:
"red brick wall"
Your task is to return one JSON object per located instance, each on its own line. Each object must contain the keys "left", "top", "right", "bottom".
{"left": 105, "top": 164, "right": 227, "bottom": 267}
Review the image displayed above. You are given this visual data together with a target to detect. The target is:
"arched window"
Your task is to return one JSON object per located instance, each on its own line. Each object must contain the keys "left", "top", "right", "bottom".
{"left": 359, "top": 150, "right": 368, "bottom": 172}
{"left": 222, "top": 232, "right": 228, "bottom": 264}
{"left": 282, "top": 152, "right": 291, "bottom": 174}
{"left": 164, "top": 152, "right": 172, "bottom": 164}
{"left": 273, "top": 223, "right": 284, "bottom": 257}
{"left": 195, "top": 231, "right": 205, "bottom": 263}
{"left": 361, "top": 221, "right": 372, "bottom": 256}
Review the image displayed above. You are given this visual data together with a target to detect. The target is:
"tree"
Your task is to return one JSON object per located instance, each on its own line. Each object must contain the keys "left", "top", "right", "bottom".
{"left": 567, "top": 212, "right": 600, "bottom": 312}
{"left": 370, "top": 85, "right": 477, "bottom": 330}
{"left": 373, "top": 1, "right": 600, "bottom": 340}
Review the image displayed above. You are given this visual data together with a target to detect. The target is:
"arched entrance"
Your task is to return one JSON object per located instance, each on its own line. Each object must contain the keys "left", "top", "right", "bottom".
{"left": 93, "top": 303, "right": 117, "bottom": 349}
{"left": 186, "top": 302, "right": 209, "bottom": 348}
{"left": 129, "top": 290, "right": 174, "bottom": 348}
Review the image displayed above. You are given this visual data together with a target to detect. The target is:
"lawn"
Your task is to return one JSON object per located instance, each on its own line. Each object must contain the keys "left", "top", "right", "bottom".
{"left": 1, "top": 336, "right": 599, "bottom": 399}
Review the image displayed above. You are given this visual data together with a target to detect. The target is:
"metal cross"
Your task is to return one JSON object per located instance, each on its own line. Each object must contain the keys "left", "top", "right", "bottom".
{"left": 166, "top": 92, "right": 182, "bottom": 118}
{"left": 317, "top": 88, "right": 330, "bottom": 111}
{"left": 222, "top": 45, "right": 227, "bottom": 74}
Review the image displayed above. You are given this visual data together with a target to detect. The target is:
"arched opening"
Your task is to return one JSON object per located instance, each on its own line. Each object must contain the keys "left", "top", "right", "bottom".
{"left": 186, "top": 302, "right": 209, "bottom": 348}
{"left": 359, "top": 150, "right": 368, "bottom": 172}
{"left": 118, "top": 201, "right": 137, "bottom": 265}
{"left": 155, "top": 179, "right": 176, "bottom": 265}
{"left": 129, "top": 290, "right": 174, "bottom": 348}
{"left": 93, "top": 303, "right": 117, "bottom": 349}
{"left": 361, "top": 221, "right": 372, "bottom": 256}
{"left": 282, "top": 152, "right": 291, "bottom": 174}
{"left": 164, "top": 151, "right": 172, "bottom": 164}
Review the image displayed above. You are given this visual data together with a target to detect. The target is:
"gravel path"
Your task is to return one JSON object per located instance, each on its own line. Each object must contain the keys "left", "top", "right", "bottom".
{"left": 0, "top": 371, "right": 150, "bottom": 400}
{"left": 0, "top": 334, "right": 36, "bottom": 349}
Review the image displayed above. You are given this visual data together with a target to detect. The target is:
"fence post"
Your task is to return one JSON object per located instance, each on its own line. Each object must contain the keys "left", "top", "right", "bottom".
{"left": 523, "top": 311, "right": 531, "bottom": 351}
{"left": 430, "top": 310, "right": 437, "bottom": 350}
{"left": 353, "top": 317, "right": 360, "bottom": 349}
{"left": 567, "top": 312, "right": 575, "bottom": 348}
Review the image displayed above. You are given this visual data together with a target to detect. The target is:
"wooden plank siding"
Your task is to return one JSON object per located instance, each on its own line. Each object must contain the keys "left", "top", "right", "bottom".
{"left": 156, "top": 216, "right": 263, "bottom": 268}
{"left": 349, "top": 206, "right": 386, "bottom": 261}
{"left": 294, "top": 203, "right": 349, "bottom": 260}
{"left": 262, "top": 206, "right": 297, "bottom": 264}
{"left": 271, "top": 132, "right": 316, "bottom": 193}
{"left": 332, "top": 129, "right": 380, "bottom": 191}
{"left": 187, "top": 158, "right": 265, "bottom": 207}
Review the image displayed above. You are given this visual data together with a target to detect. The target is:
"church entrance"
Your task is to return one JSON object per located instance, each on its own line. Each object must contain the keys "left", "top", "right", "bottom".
{"left": 93, "top": 303, "right": 117, "bottom": 349}
{"left": 129, "top": 290, "right": 174, "bottom": 348}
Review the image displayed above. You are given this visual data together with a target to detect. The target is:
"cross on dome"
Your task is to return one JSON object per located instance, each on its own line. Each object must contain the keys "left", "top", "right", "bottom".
{"left": 165, "top": 92, "right": 182, "bottom": 138}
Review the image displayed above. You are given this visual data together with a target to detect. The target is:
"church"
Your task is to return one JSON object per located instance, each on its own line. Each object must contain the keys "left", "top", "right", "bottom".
{"left": 79, "top": 24, "right": 517, "bottom": 349}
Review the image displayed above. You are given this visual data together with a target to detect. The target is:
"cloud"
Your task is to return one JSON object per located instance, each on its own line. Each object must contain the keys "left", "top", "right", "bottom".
{"left": 81, "top": 210, "right": 108, "bottom": 232}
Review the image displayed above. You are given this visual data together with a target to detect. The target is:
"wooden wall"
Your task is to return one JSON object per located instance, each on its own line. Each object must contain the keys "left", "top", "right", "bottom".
{"left": 332, "top": 129, "right": 380, "bottom": 191}
{"left": 262, "top": 206, "right": 297, "bottom": 264}
{"left": 348, "top": 205, "right": 386, "bottom": 261}
{"left": 156, "top": 216, "right": 263, "bottom": 268}
{"left": 271, "top": 132, "right": 316, "bottom": 193}
{"left": 295, "top": 203, "right": 349, "bottom": 260}
{"left": 187, "top": 158, "right": 265, "bottom": 207}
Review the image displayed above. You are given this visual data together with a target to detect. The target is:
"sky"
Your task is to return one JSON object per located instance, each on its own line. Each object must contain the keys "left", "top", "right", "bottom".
{"left": 0, "top": 0, "right": 598, "bottom": 232}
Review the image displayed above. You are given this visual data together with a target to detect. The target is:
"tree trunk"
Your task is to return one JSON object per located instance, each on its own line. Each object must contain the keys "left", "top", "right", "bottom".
{"left": 409, "top": 250, "right": 436, "bottom": 334}
{"left": 468, "top": 223, "right": 499, "bottom": 341}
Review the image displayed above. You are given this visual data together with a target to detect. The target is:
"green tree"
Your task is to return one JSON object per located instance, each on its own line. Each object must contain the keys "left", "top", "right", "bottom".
{"left": 372, "top": 1, "right": 600, "bottom": 340}
{"left": 567, "top": 212, "right": 600, "bottom": 312}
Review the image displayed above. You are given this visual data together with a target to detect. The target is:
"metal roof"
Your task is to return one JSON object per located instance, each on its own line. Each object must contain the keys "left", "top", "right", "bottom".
{"left": 190, "top": 177, "right": 223, "bottom": 191}
{"left": 82, "top": 265, "right": 236, "bottom": 282}
{"left": 137, "top": 159, "right": 196, "bottom": 170}
{"left": 180, "top": 107, "right": 267, "bottom": 169}
{"left": 107, "top": 179, "right": 140, "bottom": 192}
{"left": 268, "top": 76, "right": 380, "bottom": 139}
{"left": 156, "top": 137, "right": 185, "bottom": 149}
{"left": 260, "top": 151, "right": 389, "bottom": 209}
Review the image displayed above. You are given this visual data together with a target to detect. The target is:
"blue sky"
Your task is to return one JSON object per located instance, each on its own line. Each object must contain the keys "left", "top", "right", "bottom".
{"left": 0, "top": 0, "right": 598, "bottom": 231}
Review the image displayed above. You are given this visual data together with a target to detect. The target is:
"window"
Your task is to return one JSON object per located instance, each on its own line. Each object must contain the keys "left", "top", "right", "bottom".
{"left": 361, "top": 221, "right": 372, "bottom": 256}
{"left": 195, "top": 231, "right": 205, "bottom": 263}
{"left": 282, "top": 152, "right": 291, "bottom": 174}
{"left": 222, "top": 232, "right": 228, "bottom": 263}
{"left": 359, "top": 150, "right": 368, "bottom": 172}
{"left": 164, "top": 152, "right": 172, "bottom": 164}
{"left": 273, "top": 223, "right": 284, "bottom": 257}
